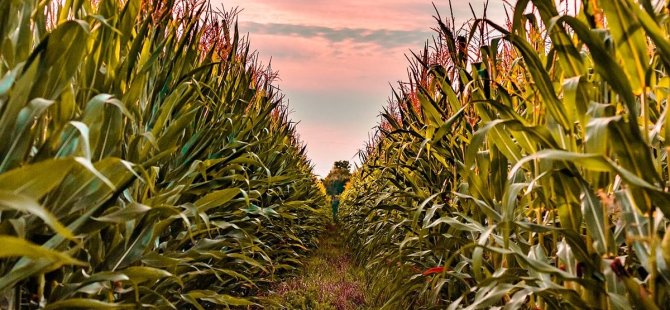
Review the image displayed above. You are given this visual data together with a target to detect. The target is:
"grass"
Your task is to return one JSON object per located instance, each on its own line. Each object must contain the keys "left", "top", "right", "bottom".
{"left": 262, "top": 224, "right": 377, "bottom": 310}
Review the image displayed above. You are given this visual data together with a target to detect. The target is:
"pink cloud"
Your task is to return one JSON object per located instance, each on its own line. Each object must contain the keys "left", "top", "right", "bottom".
{"left": 218, "top": 1, "right": 510, "bottom": 30}
{"left": 248, "top": 33, "right": 410, "bottom": 92}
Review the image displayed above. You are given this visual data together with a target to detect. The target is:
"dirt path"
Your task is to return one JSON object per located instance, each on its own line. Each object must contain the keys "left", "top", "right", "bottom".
{"left": 261, "top": 225, "right": 375, "bottom": 309}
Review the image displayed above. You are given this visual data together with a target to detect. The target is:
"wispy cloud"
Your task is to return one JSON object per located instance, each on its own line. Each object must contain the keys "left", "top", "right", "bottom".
{"left": 240, "top": 22, "right": 432, "bottom": 49}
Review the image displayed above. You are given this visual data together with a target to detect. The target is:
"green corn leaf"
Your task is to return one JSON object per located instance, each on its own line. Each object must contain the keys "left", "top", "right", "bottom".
{"left": 44, "top": 299, "right": 134, "bottom": 309}
{"left": 0, "top": 236, "right": 84, "bottom": 266}
{"left": 0, "top": 158, "right": 75, "bottom": 199}
{"left": 599, "top": 0, "right": 649, "bottom": 94}
{"left": 0, "top": 190, "right": 75, "bottom": 240}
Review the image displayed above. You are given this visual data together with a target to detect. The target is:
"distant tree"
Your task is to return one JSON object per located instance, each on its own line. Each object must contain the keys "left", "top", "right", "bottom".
{"left": 323, "top": 161, "right": 352, "bottom": 196}
{"left": 323, "top": 161, "right": 352, "bottom": 222}
{"left": 334, "top": 160, "right": 351, "bottom": 171}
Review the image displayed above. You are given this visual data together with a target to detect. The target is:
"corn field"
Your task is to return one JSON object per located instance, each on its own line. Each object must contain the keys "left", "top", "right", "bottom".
{"left": 0, "top": 0, "right": 328, "bottom": 308}
{"left": 341, "top": 0, "right": 670, "bottom": 309}
{"left": 8, "top": 0, "right": 670, "bottom": 309}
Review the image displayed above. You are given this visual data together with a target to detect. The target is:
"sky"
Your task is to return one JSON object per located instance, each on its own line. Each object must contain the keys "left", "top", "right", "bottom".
{"left": 214, "top": 0, "right": 511, "bottom": 177}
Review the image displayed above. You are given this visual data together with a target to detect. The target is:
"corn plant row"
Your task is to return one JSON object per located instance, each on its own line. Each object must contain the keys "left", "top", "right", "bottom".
{"left": 0, "top": 0, "right": 327, "bottom": 308}
{"left": 341, "top": 0, "right": 670, "bottom": 309}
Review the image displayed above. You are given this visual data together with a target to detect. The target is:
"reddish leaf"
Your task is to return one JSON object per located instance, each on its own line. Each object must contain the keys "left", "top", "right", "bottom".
{"left": 422, "top": 266, "right": 445, "bottom": 276}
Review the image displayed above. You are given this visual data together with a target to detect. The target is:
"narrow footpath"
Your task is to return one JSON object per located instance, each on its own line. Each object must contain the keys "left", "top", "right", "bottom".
{"left": 261, "top": 225, "right": 377, "bottom": 310}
